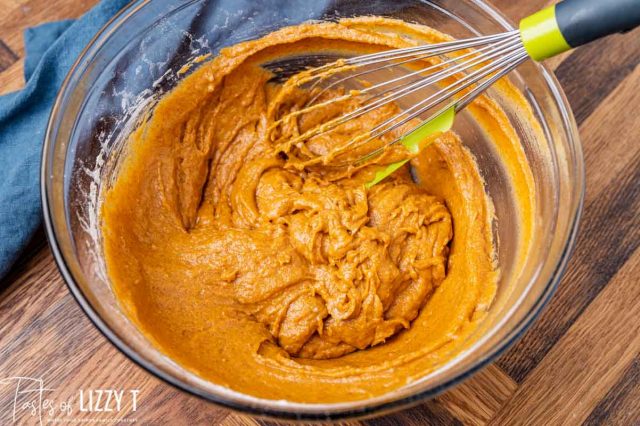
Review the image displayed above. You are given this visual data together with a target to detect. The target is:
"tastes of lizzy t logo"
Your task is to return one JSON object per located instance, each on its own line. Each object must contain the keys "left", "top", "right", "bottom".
{"left": 0, "top": 376, "right": 140, "bottom": 425}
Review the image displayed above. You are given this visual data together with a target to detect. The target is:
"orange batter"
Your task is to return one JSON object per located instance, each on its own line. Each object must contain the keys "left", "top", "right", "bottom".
{"left": 101, "top": 17, "right": 535, "bottom": 402}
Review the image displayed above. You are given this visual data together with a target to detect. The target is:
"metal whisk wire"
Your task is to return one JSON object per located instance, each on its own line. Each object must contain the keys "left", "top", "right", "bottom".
{"left": 267, "top": 0, "right": 640, "bottom": 171}
{"left": 307, "top": 34, "right": 522, "bottom": 121}
{"left": 274, "top": 30, "right": 529, "bottom": 165}
{"left": 353, "top": 43, "right": 530, "bottom": 162}
{"left": 305, "top": 31, "right": 521, "bottom": 103}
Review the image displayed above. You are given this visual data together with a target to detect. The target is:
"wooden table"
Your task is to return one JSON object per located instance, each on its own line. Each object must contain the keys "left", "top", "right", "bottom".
{"left": 1, "top": 0, "right": 638, "bottom": 424}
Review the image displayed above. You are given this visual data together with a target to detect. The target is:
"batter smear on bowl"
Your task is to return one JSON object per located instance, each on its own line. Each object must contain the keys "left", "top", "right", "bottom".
{"left": 101, "top": 17, "right": 535, "bottom": 402}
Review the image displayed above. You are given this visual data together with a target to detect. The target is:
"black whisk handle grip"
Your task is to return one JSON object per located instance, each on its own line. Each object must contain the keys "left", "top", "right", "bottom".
{"left": 520, "top": 0, "right": 639, "bottom": 60}
{"left": 556, "top": 0, "right": 640, "bottom": 47}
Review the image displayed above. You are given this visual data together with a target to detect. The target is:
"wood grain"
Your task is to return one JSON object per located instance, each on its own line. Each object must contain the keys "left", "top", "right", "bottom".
{"left": 490, "top": 248, "right": 640, "bottom": 425}
{"left": 0, "top": 0, "right": 638, "bottom": 425}
{"left": 582, "top": 357, "right": 640, "bottom": 426}
{"left": 0, "top": 40, "right": 18, "bottom": 72}
{"left": 497, "top": 63, "right": 640, "bottom": 382}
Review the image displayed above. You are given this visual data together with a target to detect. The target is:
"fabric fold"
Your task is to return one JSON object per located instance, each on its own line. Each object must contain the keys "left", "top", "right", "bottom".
{"left": 0, "top": 0, "right": 129, "bottom": 279}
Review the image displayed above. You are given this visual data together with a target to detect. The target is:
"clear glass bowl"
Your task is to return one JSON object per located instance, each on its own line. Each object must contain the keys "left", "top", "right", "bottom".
{"left": 42, "top": 0, "right": 584, "bottom": 420}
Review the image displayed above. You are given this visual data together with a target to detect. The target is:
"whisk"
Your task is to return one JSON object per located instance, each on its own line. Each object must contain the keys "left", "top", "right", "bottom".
{"left": 268, "top": 0, "right": 640, "bottom": 187}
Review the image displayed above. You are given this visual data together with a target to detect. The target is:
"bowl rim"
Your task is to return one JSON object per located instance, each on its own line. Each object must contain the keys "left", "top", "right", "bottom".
{"left": 41, "top": 0, "right": 585, "bottom": 420}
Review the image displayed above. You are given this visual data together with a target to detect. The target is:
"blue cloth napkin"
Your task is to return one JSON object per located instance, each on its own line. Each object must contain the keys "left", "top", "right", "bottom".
{"left": 0, "top": 0, "right": 129, "bottom": 279}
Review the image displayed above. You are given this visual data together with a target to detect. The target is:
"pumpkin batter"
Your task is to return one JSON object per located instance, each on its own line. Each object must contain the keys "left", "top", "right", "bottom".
{"left": 101, "top": 17, "right": 535, "bottom": 402}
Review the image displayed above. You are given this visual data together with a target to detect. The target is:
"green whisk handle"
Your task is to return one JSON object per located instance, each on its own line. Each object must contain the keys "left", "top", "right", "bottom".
{"left": 519, "top": 0, "right": 640, "bottom": 61}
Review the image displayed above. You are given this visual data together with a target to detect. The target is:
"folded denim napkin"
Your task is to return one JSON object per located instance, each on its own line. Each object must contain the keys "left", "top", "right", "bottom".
{"left": 0, "top": 0, "right": 129, "bottom": 279}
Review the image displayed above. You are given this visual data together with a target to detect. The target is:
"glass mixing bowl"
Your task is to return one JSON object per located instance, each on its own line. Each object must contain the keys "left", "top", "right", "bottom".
{"left": 41, "top": 0, "right": 584, "bottom": 420}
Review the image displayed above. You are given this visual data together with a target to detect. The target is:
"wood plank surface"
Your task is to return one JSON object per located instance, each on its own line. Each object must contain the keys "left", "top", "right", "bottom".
{"left": 0, "top": 0, "right": 638, "bottom": 425}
